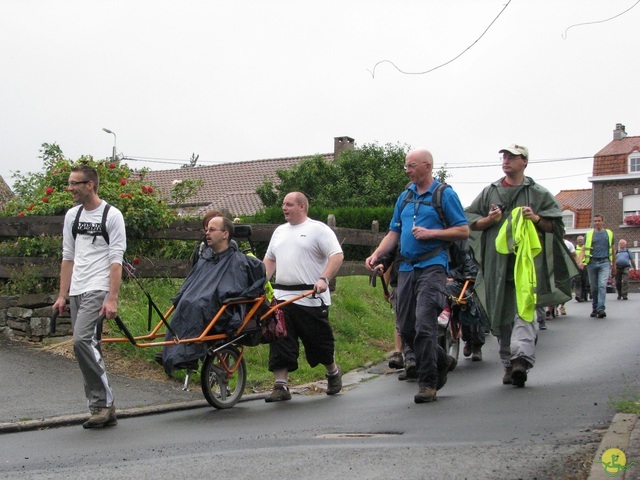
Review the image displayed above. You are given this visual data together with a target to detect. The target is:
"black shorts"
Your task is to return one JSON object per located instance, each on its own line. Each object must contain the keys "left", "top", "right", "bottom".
{"left": 268, "top": 302, "right": 335, "bottom": 372}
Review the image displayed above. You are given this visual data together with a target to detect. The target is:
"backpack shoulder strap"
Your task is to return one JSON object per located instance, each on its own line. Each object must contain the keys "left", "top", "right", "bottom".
{"left": 101, "top": 203, "right": 111, "bottom": 245}
{"left": 401, "top": 183, "right": 451, "bottom": 228}
{"left": 71, "top": 204, "right": 111, "bottom": 244}
{"left": 72, "top": 206, "right": 84, "bottom": 241}
{"left": 432, "top": 182, "right": 451, "bottom": 228}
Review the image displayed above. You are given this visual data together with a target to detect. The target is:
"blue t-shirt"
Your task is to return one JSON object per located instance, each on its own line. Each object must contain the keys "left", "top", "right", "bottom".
{"left": 591, "top": 230, "right": 610, "bottom": 259}
{"left": 616, "top": 249, "right": 632, "bottom": 267}
{"left": 389, "top": 181, "right": 468, "bottom": 272}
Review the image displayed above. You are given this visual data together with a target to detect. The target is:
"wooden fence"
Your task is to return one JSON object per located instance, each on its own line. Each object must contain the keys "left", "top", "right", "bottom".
{"left": 0, "top": 216, "right": 385, "bottom": 280}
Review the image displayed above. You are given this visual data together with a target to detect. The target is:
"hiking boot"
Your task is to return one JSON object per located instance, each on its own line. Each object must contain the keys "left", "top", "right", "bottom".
{"left": 265, "top": 384, "right": 292, "bottom": 403}
{"left": 623, "top": 296, "right": 628, "bottom": 300}
{"left": 436, "top": 355, "right": 456, "bottom": 390}
{"left": 617, "top": 295, "right": 622, "bottom": 300}
{"left": 502, "top": 367, "right": 513, "bottom": 385}
{"left": 388, "top": 352, "right": 404, "bottom": 370}
{"left": 597, "top": 310, "right": 606, "bottom": 318}
{"left": 83, "top": 405, "right": 117, "bottom": 429}
{"left": 399, "top": 360, "right": 417, "bottom": 381}
{"left": 559, "top": 306, "right": 566, "bottom": 315}
{"left": 414, "top": 387, "right": 437, "bottom": 404}
{"left": 326, "top": 366, "right": 343, "bottom": 395}
{"left": 538, "top": 320, "right": 547, "bottom": 330}
{"left": 511, "top": 358, "right": 530, "bottom": 388}
{"left": 463, "top": 342, "right": 472, "bottom": 358}
{"left": 590, "top": 310, "right": 598, "bottom": 318}
{"left": 471, "top": 347, "right": 482, "bottom": 362}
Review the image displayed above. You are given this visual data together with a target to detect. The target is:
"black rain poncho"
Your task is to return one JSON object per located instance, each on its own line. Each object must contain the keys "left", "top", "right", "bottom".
{"left": 162, "top": 244, "right": 266, "bottom": 374}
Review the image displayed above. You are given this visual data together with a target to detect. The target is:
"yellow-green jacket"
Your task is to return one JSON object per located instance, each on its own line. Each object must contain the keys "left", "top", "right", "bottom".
{"left": 496, "top": 207, "right": 541, "bottom": 322}
{"left": 583, "top": 229, "right": 614, "bottom": 264}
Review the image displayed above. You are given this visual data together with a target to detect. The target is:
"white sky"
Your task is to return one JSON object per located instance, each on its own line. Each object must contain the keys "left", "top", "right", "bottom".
{"left": 1, "top": 0, "right": 639, "bottom": 207}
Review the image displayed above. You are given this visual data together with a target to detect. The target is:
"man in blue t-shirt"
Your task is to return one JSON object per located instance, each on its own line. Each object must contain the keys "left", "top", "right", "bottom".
{"left": 580, "top": 214, "right": 616, "bottom": 318}
{"left": 366, "top": 148, "right": 469, "bottom": 404}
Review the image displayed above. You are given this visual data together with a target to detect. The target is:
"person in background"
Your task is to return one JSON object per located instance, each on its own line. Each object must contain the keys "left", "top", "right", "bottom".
{"left": 543, "top": 237, "right": 580, "bottom": 323}
{"left": 263, "top": 192, "right": 344, "bottom": 402}
{"left": 615, "top": 239, "right": 636, "bottom": 300}
{"left": 580, "top": 214, "right": 615, "bottom": 318}
{"left": 52, "top": 165, "right": 126, "bottom": 429}
{"left": 366, "top": 148, "right": 469, "bottom": 404}
{"left": 465, "top": 143, "right": 576, "bottom": 388}
{"left": 573, "top": 235, "right": 589, "bottom": 302}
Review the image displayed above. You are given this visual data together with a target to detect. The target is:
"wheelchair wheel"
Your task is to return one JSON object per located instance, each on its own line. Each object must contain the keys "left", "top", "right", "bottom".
{"left": 201, "top": 345, "right": 246, "bottom": 409}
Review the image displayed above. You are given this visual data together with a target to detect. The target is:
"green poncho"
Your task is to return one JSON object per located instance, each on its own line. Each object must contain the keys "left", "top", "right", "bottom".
{"left": 465, "top": 177, "right": 578, "bottom": 335}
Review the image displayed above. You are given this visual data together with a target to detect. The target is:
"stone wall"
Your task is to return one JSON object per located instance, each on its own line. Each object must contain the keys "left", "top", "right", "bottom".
{"left": 0, "top": 294, "right": 71, "bottom": 342}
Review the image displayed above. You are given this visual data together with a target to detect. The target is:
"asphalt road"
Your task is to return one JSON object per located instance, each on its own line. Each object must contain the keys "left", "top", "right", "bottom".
{"left": 1, "top": 294, "right": 637, "bottom": 479}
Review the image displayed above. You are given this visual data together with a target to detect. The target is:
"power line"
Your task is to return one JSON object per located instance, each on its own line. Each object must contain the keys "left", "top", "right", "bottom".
{"left": 562, "top": 0, "right": 640, "bottom": 39}
{"left": 368, "top": 0, "right": 512, "bottom": 78}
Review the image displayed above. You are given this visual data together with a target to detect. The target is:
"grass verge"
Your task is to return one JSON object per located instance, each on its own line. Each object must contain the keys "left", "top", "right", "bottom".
{"left": 609, "top": 374, "right": 640, "bottom": 414}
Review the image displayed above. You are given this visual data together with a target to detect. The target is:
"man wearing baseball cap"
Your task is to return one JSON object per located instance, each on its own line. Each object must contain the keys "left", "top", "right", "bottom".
{"left": 465, "top": 143, "right": 577, "bottom": 388}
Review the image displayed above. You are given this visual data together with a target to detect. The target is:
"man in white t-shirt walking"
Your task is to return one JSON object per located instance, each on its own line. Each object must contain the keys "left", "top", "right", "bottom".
{"left": 52, "top": 165, "right": 126, "bottom": 429}
{"left": 263, "top": 192, "right": 344, "bottom": 402}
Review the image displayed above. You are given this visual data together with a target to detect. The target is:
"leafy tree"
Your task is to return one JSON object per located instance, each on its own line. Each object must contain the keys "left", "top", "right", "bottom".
{"left": 256, "top": 142, "right": 414, "bottom": 209}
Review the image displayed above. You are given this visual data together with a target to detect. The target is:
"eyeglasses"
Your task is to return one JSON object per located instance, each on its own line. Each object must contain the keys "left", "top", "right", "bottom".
{"left": 68, "top": 180, "right": 90, "bottom": 186}
{"left": 403, "top": 163, "right": 430, "bottom": 171}
{"left": 206, "top": 227, "right": 225, "bottom": 233}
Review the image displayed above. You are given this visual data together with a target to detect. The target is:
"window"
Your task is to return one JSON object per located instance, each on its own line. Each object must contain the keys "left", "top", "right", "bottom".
{"left": 623, "top": 195, "right": 640, "bottom": 225}
{"left": 630, "top": 151, "right": 640, "bottom": 173}
{"left": 562, "top": 210, "right": 575, "bottom": 230}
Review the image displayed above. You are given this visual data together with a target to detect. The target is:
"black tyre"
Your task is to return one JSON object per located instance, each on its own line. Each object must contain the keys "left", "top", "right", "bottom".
{"left": 201, "top": 345, "right": 246, "bottom": 409}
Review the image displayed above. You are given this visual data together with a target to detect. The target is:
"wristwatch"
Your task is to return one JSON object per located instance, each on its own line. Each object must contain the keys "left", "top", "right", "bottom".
{"left": 319, "top": 277, "right": 329, "bottom": 285}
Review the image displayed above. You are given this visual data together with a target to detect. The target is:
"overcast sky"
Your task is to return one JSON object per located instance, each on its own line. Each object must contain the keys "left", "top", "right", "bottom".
{"left": 1, "top": 0, "right": 639, "bottom": 207}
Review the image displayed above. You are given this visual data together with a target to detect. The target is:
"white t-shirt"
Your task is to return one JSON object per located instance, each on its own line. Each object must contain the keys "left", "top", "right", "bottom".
{"left": 265, "top": 218, "right": 343, "bottom": 306}
{"left": 62, "top": 201, "right": 126, "bottom": 296}
{"left": 564, "top": 239, "right": 576, "bottom": 254}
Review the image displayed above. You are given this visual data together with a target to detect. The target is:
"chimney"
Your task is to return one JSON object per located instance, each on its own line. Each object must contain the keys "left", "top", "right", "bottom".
{"left": 334, "top": 136, "right": 355, "bottom": 157}
{"left": 613, "top": 123, "right": 627, "bottom": 140}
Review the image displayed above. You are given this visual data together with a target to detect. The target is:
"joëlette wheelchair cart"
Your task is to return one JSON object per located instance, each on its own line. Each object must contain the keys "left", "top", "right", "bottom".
{"left": 55, "top": 225, "right": 314, "bottom": 410}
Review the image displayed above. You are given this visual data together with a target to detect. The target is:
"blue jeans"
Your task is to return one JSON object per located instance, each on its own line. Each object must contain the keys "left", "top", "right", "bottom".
{"left": 587, "top": 259, "right": 610, "bottom": 312}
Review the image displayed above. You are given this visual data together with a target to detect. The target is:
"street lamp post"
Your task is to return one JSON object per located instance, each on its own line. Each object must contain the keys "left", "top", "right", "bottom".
{"left": 102, "top": 128, "right": 117, "bottom": 163}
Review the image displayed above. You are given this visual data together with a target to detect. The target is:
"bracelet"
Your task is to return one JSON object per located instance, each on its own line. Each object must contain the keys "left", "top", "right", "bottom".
{"left": 319, "top": 277, "right": 329, "bottom": 285}
{"left": 534, "top": 216, "right": 541, "bottom": 225}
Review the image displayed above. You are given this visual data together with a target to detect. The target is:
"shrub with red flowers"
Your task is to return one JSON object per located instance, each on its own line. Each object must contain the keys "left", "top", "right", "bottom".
{"left": 2, "top": 142, "right": 201, "bottom": 262}
{"left": 629, "top": 269, "right": 640, "bottom": 281}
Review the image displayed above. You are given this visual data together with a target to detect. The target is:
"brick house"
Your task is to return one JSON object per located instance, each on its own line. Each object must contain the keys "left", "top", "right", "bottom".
{"left": 588, "top": 123, "right": 640, "bottom": 267}
{"left": 141, "top": 136, "right": 355, "bottom": 217}
{"left": 556, "top": 188, "right": 592, "bottom": 237}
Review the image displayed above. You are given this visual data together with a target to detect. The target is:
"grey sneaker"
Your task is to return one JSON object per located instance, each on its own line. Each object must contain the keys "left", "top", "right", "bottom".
{"left": 265, "top": 384, "right": 292, "bottom": 403}
{"left": 388, "top": 352, "right": 404, "bottom": 369}
{"left": 326, "top": 366, "right": 343, "bottom": 395}
{"left": 83, "top": 405, "right": 117, "bottom": 429}
{"left": 414, "top": 387, "right": 437, "bottom": 404}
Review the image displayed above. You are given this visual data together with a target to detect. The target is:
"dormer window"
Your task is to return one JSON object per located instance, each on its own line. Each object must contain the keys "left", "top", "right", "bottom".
{"left": 562, "top": 210, "right": 575, "bottom": 230}
{"left": 630, "top": 151, "right": 640, "bottom": 173}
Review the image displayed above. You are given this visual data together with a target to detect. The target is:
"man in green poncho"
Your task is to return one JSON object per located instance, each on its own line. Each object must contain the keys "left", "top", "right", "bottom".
{"left": 465, "top": 144, "right": 578, "bottom": 387}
